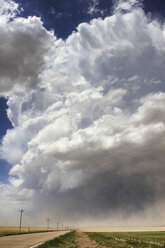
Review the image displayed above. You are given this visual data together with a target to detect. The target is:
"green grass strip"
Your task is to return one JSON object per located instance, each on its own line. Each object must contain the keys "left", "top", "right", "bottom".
{"left": 37, "top": 231, "right": 78, "bottom": 248}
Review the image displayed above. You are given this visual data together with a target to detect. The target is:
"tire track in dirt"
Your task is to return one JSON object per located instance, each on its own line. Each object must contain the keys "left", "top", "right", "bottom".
{"left": 76, "top": 231, "right": 107, "bottom": 248}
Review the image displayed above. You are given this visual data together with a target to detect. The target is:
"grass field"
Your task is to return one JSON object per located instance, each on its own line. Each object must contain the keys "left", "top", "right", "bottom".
{"left": 87, "top": 231, "right": 165, "bottom": 248}
{"left": 37, "top": 231, "right": 78, "bottom": 248}
{"left": 0, "top": 226, "right": 56, "bottom": 237}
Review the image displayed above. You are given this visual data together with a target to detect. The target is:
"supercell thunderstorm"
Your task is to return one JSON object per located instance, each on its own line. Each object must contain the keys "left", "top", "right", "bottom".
{"left": 0, "top": 0, "right": 165, "bottom": 226}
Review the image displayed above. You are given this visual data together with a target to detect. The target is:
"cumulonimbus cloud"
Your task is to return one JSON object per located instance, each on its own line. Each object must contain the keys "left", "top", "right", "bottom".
{"left": 0, "top": 0, "right": 165, "bottom": 226}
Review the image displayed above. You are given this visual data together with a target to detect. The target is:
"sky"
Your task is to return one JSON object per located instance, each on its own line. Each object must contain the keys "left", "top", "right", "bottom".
{"left": 0, "top": 0, "right": 165, "bottom": 228}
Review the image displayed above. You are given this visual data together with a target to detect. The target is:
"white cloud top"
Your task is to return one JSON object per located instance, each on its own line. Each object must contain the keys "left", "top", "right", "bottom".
{"left": 0, "top": 0, "right": 165, "bottom": 226}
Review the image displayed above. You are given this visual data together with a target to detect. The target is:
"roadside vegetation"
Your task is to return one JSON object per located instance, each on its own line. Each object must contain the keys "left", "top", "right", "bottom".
{"left": 37, "top": 230, "right": 78, "bottom": 248}
{"left": 86, "top": 231, "right": 165, "bottom": 248}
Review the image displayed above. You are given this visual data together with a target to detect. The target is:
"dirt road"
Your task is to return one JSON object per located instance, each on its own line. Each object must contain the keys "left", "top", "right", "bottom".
{"left": 76, "top": 231, "right": 107, "bottom": 248}
{"left": 0, "top": 231, "right": 68, "bottom": 248}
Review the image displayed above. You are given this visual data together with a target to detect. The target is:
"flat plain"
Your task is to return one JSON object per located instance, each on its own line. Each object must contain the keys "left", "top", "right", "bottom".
{"left": 1, "top": 227, "right": 165, "bottom": 248}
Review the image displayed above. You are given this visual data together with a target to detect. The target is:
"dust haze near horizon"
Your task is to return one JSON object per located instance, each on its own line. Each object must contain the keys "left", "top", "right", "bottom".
{"left": 0, "top": 0, "right": 165, "bottom": 228}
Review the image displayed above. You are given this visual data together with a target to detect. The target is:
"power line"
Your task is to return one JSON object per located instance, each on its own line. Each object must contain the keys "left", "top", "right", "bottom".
{"left": 19, "top": 209, "right": 24, "bottom": 233}
{"left": 47, "top": 218, "right": 50, "bottom": 230}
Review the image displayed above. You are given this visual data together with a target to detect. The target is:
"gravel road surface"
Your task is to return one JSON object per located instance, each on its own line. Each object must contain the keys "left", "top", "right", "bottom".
{"left": 0, "top": 231, "right": 69, "bottom": 248}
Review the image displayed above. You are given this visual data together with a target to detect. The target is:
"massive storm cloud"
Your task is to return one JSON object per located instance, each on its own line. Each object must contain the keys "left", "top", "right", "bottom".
{"left": 0, "top": 0, "right": 165, "bottom": 226}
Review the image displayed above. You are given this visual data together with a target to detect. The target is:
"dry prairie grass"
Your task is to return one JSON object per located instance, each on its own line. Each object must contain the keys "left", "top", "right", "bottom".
{"left": 0, "top": 226, "right": 54, "bottom": 236}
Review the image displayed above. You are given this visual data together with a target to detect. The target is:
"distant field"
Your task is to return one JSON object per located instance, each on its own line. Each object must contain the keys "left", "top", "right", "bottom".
{"left": 0, "top": 226, "right": 56, "bottom": 237}
{"left": 87, "top": 231, "right": 165, "bottom": 248}
{"left": 81, "top": 226, "right": 165, "bottom": 232}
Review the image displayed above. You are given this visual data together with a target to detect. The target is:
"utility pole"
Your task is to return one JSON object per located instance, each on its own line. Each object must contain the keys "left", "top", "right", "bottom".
{"left": 57, "top": 221, "right": 59, "bottom": 230}
{"left": 47, "top": 218, "right": 50, "bottom": 230}
{"left": 19, "top": 209, "right": 24, "bottom": 233}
